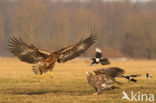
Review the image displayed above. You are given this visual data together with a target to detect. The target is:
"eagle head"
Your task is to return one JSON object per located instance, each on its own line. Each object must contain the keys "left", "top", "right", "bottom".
{"left": 86, "top": 72, "right": 94, "bottom": 86}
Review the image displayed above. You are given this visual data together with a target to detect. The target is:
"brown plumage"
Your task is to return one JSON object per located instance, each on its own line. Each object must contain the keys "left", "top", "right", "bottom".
{"left": 86, "top": 67, "right": 125, "bottom": 95}
{"left": 8, "top": 32, "right": 96, "bottom": 77}
{"left": 94, "top": 67, "right": 125, "bottom": 77}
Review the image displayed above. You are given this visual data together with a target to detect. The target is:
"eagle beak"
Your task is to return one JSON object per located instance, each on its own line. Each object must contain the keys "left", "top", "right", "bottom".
{"left": 86, "top": 72, "right": 89, "bottom": 75}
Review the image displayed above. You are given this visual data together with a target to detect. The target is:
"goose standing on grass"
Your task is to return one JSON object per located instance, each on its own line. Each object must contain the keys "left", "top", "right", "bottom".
{"left": 90, "top": 48, "right": 110, "bottom": 66}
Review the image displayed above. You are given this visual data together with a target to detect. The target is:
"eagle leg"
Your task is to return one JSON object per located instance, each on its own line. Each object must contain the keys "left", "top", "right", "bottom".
{"left": 41, "top": 72, "right": 45, "bottom": 78}
{"left": 96, "top": 85, "right": 102, "bottom": 95}
{"left": 39, "top": 65, "right": 46, "bottom": 78}
{"left": 92, "top": 87, "right": 98, "bottom": 95}
{"left": 95, "top": 87, "right": 97, "bottom": 92}
{"left": 48, "top": 64, "right": 55, "bottom": 78}
{"left": 50, "top": 72, "right": 54, "bottom": 78}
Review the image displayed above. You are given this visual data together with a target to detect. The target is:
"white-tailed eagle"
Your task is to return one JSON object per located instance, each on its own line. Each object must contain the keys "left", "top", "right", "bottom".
{"left": 86, "top": 67, "right": 125, "bottom": 95}
{"left": 8, "top": 32, "right": 96, "bottom": 78}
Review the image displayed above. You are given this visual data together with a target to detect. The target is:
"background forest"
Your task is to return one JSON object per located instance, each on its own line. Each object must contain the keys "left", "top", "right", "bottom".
{"left": 0, "top": 0, "right": 156, "bottom": 59}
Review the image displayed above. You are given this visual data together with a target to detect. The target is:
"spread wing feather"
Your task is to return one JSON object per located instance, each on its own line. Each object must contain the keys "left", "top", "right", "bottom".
{"left": 100, "top": 58, "right": 110, "bottom": 65}
{"left": 94, "top": 67, "right": 125, "bottom": 78}
{"left": 8, "top": 36, "right": 50, "bottom": 64}
{"left": 57, "top": 34, "right": 96, "bottom": 63}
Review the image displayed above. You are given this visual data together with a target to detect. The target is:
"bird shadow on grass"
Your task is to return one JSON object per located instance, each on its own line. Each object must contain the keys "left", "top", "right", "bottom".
{"left": 12, "top": 91, "right": 49, "bottom": 95}
{"left": 10, "top": 89, "right": 93, "bottom": 96}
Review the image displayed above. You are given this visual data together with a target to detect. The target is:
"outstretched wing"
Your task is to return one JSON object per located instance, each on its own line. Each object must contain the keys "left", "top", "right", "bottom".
{"left": 57, "top": 34, "right": 96, "bottom": 63}
{"left": 8, "top": 36, "right": 50, "bottom": 64}
{"left": 100, "top": 58, "right": 110, "bottom": 65}
{"left": 94, "top": 67, "right": 125, "bottom": 78}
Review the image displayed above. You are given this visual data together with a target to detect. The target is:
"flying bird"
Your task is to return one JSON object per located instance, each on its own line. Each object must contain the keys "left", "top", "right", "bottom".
{"left": 122, "top": 74, "right": 141, "bottom": 82}
{"left": 8, "top": 32, "right": 96, "bottom": 78}
{"left": 86, "top": 67, "right": 125, "bottom": 95}
{"left": 90, "top": 48, "right": 110, "bottom": 66}
{"left": 146, "top": 73, "right": 152, "bottom": 79}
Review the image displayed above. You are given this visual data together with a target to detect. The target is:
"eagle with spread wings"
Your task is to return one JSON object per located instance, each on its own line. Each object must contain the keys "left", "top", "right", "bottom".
{"left": 8, "top": 32, "right": 96, "bottom": 78}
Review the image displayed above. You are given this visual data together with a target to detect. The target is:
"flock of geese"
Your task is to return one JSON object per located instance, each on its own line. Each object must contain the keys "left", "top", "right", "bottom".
{"left": 87, "top": 48, "right": 152, "bottom": 95}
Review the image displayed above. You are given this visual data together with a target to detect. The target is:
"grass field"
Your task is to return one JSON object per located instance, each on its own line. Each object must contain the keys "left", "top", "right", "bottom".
{"left": 0, "top": 58, "right": 155, "bottom": 103}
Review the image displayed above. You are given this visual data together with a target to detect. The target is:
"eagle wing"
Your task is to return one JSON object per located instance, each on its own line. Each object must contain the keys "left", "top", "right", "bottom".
{"left": 57, "top": 34, "right": 96, "bottom": 63}
{"left": 100, "top": 58, "right": 110, "bottom": 65}
{"left": 8, "top": 36, "right": 50, "bottom": 64}
{"left": 94, "top": 67, "right": 125, "bottom": 78}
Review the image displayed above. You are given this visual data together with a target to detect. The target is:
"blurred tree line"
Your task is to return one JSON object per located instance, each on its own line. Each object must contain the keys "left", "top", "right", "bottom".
{"left": 0, "top": 0, "right": 156, "bottom": 59}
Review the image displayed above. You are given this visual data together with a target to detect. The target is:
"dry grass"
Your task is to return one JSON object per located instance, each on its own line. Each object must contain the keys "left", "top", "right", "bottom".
{"left": 0, "top": 58, "right": 156, "bottom": 103}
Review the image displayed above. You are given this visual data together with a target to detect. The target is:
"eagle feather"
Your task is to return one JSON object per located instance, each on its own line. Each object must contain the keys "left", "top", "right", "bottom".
{"left": 8, "top": 32, "right": 96, "bottom": 75}
{"left": 86, "top": 67, "right": 125, "bottom": 95}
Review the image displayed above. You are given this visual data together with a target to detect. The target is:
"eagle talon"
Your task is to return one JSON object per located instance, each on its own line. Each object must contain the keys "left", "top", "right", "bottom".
{"left": 41, "top": 73, "right": 45, "bottom": 78}
{"left": 50, "top": 73, "right": 54, "bottom": 78}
